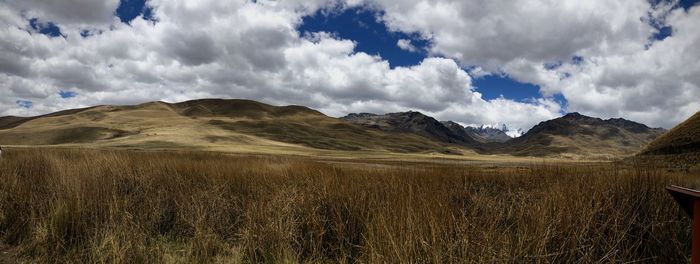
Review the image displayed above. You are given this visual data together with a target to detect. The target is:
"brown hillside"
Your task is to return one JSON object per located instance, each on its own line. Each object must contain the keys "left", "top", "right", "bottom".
{"left": 487, "top": 113, "right": 666, "bottom": 158}
{"left": 0, "top": 99, "right": 457, "bottom": 154}
{"left": 640, "top": 111, "right": 700, "bottom": 155}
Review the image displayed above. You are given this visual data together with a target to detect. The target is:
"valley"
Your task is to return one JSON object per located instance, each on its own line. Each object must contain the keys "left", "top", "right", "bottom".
{"left": 2, "top": 1, "right": 700, "bottom": 263}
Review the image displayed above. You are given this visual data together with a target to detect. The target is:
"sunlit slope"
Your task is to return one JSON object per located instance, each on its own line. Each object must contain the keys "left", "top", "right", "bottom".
{"left": 0, "top": 99, "right": 456, "bottom": 154}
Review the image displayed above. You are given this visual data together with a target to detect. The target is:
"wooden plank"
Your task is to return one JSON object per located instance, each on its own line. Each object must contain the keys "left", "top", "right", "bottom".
{"left": 667, "top": 185, "right": 700, "bottom": 264}
{"left": 694, "top": 201, "right": 700, "bottom": 264}
{"left": 667, "top": 185, "right": 700, "bottom": 216}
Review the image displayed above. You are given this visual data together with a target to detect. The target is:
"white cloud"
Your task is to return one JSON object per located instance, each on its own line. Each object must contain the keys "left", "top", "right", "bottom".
{"left": 396, "top": 39, "right": 417, "bottom": 52}
{"left": 1, "top": 0, "right": 697, "bottom": 134}
{"left": 371, "top": 0, "right": 654, "bottom": 68}
{"left": 553, "top": 5, "right": 700, "bottom": 127}
{"left": 359, "top": 0, "right": 700, "bottom": 128}
{"left": 482, "top": 3, "right": 700, "bottom": 128}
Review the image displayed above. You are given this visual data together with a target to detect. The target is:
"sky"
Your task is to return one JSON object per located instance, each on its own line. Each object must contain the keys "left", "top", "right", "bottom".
{"left": 0, "top": 0, "right": 699, "bottom": 134}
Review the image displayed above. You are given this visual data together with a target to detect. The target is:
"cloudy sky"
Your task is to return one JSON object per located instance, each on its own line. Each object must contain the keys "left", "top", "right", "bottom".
{"left": 1, "top": 0, "right": 699, "bottom": 132}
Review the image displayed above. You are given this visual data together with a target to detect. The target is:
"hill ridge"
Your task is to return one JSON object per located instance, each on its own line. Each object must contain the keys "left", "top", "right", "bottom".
{"left": 489, "top": 112, "right": 666, "bottom": 158}
{"left": 0, "top": 99, "right": 457, "bottom": 154}
{"left": 341, "top": 111, "right": 479, "bottom": 146}
{"left": 0, "top": 100, "right": 671, "bottom": 158}
{"left": 639, "top": 111, "right": 700, "bottom": 156}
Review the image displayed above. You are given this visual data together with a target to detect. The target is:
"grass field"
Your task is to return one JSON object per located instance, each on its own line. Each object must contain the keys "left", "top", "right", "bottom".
{"left": 0, "top": 148, "right": 697, "bottom": 263}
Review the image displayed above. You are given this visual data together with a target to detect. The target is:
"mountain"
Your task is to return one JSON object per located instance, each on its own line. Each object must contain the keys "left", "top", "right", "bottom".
{"left": 0, "top": 100, "right": 672, "bottom": 159}
{"left": 441, "top": 121, "right": 511, "bottom": 143}
{"left": 342, "top": 112, "right": 479, "bottom": 146}
{"left": 0, "top": 99, "right": 458, "bottom": 154}
{"left": 466, "top": 125, "right": 512, "bottom": 143}
{"left": 639, "top": 111, "right": 700, "bottom": 156}
{"left": 481, "top": 124, "right": 524, "bottom": 138}
{"left": 488, "top": 112, "right": 666, "bottom": 158}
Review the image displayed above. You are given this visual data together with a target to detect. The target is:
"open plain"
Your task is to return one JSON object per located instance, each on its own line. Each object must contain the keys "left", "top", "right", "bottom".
{"left": 0, "top": 147, "right": 697, "bottom": 263}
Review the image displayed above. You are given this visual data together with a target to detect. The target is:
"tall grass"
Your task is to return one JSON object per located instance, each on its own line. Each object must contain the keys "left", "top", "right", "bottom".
{"left": 0, "top": 148, "right": 696, "bottom": 263}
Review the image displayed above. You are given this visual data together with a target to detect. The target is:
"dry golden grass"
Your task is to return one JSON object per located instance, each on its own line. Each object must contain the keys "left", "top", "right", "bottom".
{"left": 643, "top": 112, "right": 699, "bottom": 154}
{"left": 0, "top": 148, "right": 697, "bottom": 263}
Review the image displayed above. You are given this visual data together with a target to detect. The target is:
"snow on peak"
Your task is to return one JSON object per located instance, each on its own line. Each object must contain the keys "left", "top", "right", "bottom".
{"left": 474, "top": 123, "right": 524, "bottom": 138}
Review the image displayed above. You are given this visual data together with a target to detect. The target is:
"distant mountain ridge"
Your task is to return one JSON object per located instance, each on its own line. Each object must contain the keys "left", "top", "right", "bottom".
{"left": 342, "top": 112, "right": 516, "bottom": 145}
{"left": 342, "top": 110, "right": 665, "bottom": 158}
{"left": 341, "top": 112, "right": 479, "bottom": 146}
{"left": 477, "top": 124, "right": 525, "bottom": 138}
{"left": 0, "top": 99, "right": 669, "bottom": 159}
{"left": 441, "top": 121, "right": 512, "bottom": 143}
{"left": 488, "top": 112, "right": 666, "bottom": 158}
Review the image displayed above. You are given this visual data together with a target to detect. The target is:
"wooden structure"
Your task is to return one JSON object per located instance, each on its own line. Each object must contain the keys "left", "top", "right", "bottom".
{"left": 667, "top": 185, "right": 700, "bottom": 264}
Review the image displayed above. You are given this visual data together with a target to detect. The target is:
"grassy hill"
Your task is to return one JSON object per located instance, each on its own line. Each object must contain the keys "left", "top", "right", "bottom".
{"left": 0, "top": 99, "right": 458, "bottom": 155}
{"left": 1, "top": 99, "right": 675, "bottom": 159}
{"left": 636, "top": 111, "right": 699, "bottom": 170}
{"left": 640, "top": 111, "right": 700, "bottom": 156}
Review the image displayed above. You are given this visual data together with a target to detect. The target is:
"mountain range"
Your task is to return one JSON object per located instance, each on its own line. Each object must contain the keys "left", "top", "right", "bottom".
{"left": 340, "top": 112, "right": 514, "bottom": 146}
{"left": 486, "top": 112, "right": 667, "bottom": 158}
{"left": 341, "top": 112, "right": 479, "bottom": 146}
{"left": 341, "top": 111, "right": 666, "bottom": 158}
{"left": 0, "top": 98, "right": 689, "bottom": 159}
{"left": 441, "top": 122, "right": 512, "bottom": 143}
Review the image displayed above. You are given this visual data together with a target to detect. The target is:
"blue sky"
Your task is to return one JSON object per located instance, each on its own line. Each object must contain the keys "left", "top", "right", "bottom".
{"left": 298, "top": 8, "right": 429, "bottom": 68}
{"left": 28, "top": 18, "right": 63, "bottom": 38}
{"left": 115, "top": 0, "right": 155, "bottom": 24}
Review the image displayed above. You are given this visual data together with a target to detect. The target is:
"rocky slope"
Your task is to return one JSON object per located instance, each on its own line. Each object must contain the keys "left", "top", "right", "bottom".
{"left": 441, "top": 121, "right": 511, "bottom": 143}
{"left": 342, "top": 112, "right": 479, "bottom": 146}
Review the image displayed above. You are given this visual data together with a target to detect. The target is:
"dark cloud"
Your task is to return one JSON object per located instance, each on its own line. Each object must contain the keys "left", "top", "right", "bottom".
{"left": 163, "top": 31, "right": 220, "bottom": 66}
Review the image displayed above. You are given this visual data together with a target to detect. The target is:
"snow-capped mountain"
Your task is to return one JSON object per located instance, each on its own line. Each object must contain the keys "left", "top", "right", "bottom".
{"left": 470, "top": 124, "right": 524, "bottom": 139}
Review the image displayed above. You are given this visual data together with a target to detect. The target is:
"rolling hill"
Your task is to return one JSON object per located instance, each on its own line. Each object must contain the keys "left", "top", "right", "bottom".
{"left": 487, "top": 112, "right": 667, "bottom": 158}
{"left": 0, "top": 99, "right": 672, "bottom": 159}
{"left": 0, "top": 99, "right": 459, "bottom": 155}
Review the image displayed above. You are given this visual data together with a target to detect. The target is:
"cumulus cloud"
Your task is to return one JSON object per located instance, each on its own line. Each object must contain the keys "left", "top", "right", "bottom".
{"left": 553, "top": 5, "right": 700, "bottom": 127}
{"left": 0, "top": 0, "right": 696, "bottom": 133}
{"left": 371, "top": 0, "right": 653, "bottom": 68}
{"left": 363, "top": 0, "right": 700, "bottom": 128}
